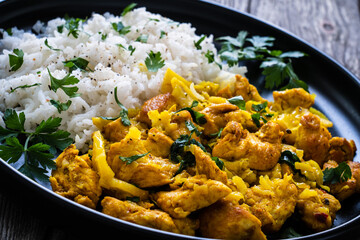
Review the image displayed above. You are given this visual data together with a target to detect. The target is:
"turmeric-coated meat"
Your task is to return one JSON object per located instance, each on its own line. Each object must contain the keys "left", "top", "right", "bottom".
{"left": 272, "top": 88, "right": 315, "bottom": 111}
{"left": 101, "top": 197, "right": 198, "bottom": 235}
{"left": 326, "top": 137, "right": 357, "bottom": 163}
{"left": 50, "top": 144, "right": 102, "bottom": 209}
{"left": 152, "top": 175, "right": 232, "bottom": 218}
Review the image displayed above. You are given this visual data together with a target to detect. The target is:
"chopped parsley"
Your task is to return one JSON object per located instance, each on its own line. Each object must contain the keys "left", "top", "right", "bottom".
{"left": 278, "top": 150, "right": 301, "bottom": 172}
{"left": 10, "top": 83, "right": 41, "bottom": 93}
{"left": 135, "top": 34, "right": 148, "bottom": 43}
{"left": 100, "top": 32, "right": 108, "bottom": 41}
{"left": 185, "top": 120, "right": 201, "bottom": 136}
{"left": 118, "top": 44, "right": 136, "bottom": 56}
{"left": 121, "top": 3, "right": 137, "bottom": 17}
{"left": 9, "top": 48, "right": 24, "bottom": 71}
{"left": 50, "top": 99, "right": 72, "bottom": 113}
{"left": 0, "top": 109, "right": 72, "bottom": 182}
{"left": 63, "top": 57, "right": 92, "bottom": 72}
{"left": 160, "top": 30, "right": 166, "bottom": 39}
{"left": 145, "top": 51, "right": 165, "bottom": 72}
{"left": 44, "top": 39, "right": 62, "bottom": 52}
{"left": 48, "top": 68, "right": 80, "bottom": 98}
{"left": 204, "top": 50, "right": 222, "bottom": 69}
{"left": 120, "top": 152, "right": 149, "bottom": 165}
{"left": 175, "top": 100, "right": 207, "bottom": 125}
{"left": 194, "top": 35, "right": 206, "bottom": 50}
{"left": 112, "top": 21, "right": 131, "bottom": 35}
{"left": 323, "top": 162, "right": 352, "bottom": 184}
{"left": 216, "top": 31, "right": 308, "bottom": 91}
{"left": 5, "top": 28, "right": 13, "bottom": 36}
{"left": 211, "top": 156, "right": 224, "bottom": 170}
{"left": 100, "top": 87, "right": 131, "bottom": 126}
{"left": 252, "top": 102, "right": 268, "bottom": 112}
{"left": 228, "top": 96, "right": 246, "bottom": 110}
{"left": 58, "top": 16, "right": 86, "bottom": 38}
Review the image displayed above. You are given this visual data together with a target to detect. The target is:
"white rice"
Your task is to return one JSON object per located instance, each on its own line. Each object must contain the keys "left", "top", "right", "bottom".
{"left": 0, "top": 7, "right": 246, "bottom": 151}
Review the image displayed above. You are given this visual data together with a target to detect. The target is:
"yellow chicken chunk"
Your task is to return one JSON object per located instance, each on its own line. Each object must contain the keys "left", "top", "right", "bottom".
{"left": 101, "top": 197, "right": 199, "bottom": 235}
{"left": 272, "top": 88, "right": 315, "bottom": 111}
{"left": 143, "top": 127, "right": 174, "bottom": 158}
{"left": 152, "top": 175, "right": 232, "bottom": 218}
{"left": 50, "top": 144, "right": 102, "bottom": 209}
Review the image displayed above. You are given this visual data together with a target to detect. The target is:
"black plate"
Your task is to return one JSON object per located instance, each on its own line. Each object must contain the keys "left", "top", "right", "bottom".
{"left": 0, "top": 0, "right": 359, "bottom": 239}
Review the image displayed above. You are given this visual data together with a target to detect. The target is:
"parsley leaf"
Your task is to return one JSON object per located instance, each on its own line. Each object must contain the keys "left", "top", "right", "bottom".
{"left": 63, "top": 16, "right": 85, "bottom": 38}
{"left": 50, "top": 99, "right": 72, "bottom": 113}
{"left": 160, "top": 30, "right": 166, "bottom": 39}
{"left": 63, "top": 57, "right": 92, "bottom": 72}
{"left": 120, "top": 152, "right": 149, "bottom": 165}
{"left": 112, "top": 22, "right": 131, "bottom": 35}
{"left": 44, "top": 39, "right": 62, "bottom": 52}
{"left": 10, "top": 83, "right": 41, "bottom": 93}
{"left": 194, "top": 35, "right": 206, "bottom": 50}
{"left": 135, "top": 34, "right": 148, "bottom": 43}
{"left": 228, "top": 96, "right": 246, "bottom": 110}
{"left": 185, "top": 120, "right": 201, "bottom": 136}
{"left": 251, "top": 113, "right": 261, "bottom": 127}
{"left": 211, "top": 156, "right": 224, "bottom": 170}
{"left": 323, "top": 162, "right": 352, "bottom": 184}
{"left": 0, "top": 110, "right": 72, "bottom": 182}
{"left": 48, "top": 68, "right": 80, "bottom": 98}
{"left": 5, "top": 28, "right": 13, "bottom": 36}
{"left": 9, "top": 48, "right": 24, "bottom": 71}
{"left": 204, "top": 50, "right": 222, "bottom": 69}
{"left": 278, "top": 150, "right": 301, "bottom": 172}
{"left": 175, "top": 100, "right": 207, "bottom": 125}
{"left": 121, "top": 3, "right": 137, "bottom": 16}
{"left": 100, "top": 87, "right": 131, "bottom": 126}
{"left": 252, "top": 102, "right": 268, "bottom": 112}
{"left": 145, "top": 51, "right": 165, "bottom": 72}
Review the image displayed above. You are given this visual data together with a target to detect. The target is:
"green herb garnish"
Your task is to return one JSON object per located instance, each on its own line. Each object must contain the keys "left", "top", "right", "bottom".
{"left": 252, "top": 102, "right": 268, "bottom": 112}
{"left": 216, "top": 31, "right": 308, "bottom": 91}
{"left": 5, "top": 28, "right": 13, "bottom": 36}
{"left": 100, "top": 87, "right": 131, "bottom": 126}
{"left": 145, "top": 50, "right": 165, "bottom": 72}
{"left": 175, "top": 100, "right": 207, "bottom": 125}
{"left": 63, "top": 57, "right": 92, "bottom": 72}
{"left": 204, "top": 50, "right": 222, "bottom": 69}
{"left": 44, "top": 39, "right": 62, "bottom": 52}
{"left": 194, "top": 35, "right": 206, "bottom": 50}
{"left": 185, "top": 120, "right": 201, "bottom": 136}
{"left": 48, "top": 68, "right": 80, "bottom": 98}
{"left": 0, "top": 109, "right": 72, "bottom": 182}
{"left": 112, "top": 22, "right": 131, "bottom": 35}
{"left": 9, "top": 48, "right": 24, "bottom": 71}
{"left": 50, "top": 100, "right": 72, "bottom": 113}
{"left": 251, "top": 113, "right": 261, "bottom": 127}
{"left": 209, "top": 128, "right": 223, "bottom": 138}
{"left": 160, "top": 30, "right": 166, "bottom": 39}
{"left": 278, "top": 150, "right": 301, "bottom": 172}
{"left": 126, "top": 196, "right": 140, "bottom": 202}
{"left": 10, "top": 83, "right": 41, "bottom": 93}
{"left": 58, "top": 16, "right": 86, "bottom": 39}
{"left": 323, "top": 162, "right": 352, "bottom": 184}
{"left": 121, "top": 3, "right": 137, "bottom": 17}
{"left": 135, "top": 34, "right": 148, "bottom": 43}
{"left": 120, "top": 152, "right": 149, "bottom": 165}
{"left": 211, "top": 156, "right": 224, "bottom": 170}
{"left": 228, "top": 96, "right": 246, "bottom": 110}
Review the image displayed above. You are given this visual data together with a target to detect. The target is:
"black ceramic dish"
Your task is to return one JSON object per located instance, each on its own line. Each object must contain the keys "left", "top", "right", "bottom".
{"left": 0, "top": 0, "right": 359, "bottom": 239}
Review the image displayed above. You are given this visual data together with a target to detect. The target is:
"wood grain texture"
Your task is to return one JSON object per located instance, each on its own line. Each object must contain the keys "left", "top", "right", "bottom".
{"left": 0, "top": 1, "right": 359, "bottom": 240}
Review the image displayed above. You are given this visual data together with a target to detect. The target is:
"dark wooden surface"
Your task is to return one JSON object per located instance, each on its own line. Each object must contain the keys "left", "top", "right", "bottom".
{"left": 1, "top": 0, "right": 360, "bottom": 239}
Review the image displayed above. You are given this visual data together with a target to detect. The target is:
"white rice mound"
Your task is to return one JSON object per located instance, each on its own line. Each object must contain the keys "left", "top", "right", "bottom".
{"left": 0, "top": 7, "right": 246, "bottom": 151}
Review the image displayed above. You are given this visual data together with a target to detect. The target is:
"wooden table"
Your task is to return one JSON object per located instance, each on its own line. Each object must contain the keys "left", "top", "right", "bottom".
{"left": 1, "top": 0, "right": 359, "bottom": 239}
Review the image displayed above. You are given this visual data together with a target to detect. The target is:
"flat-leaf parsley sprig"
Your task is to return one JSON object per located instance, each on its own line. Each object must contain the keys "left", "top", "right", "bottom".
{"left": 216, "top": 31, "right": 308, "bottom": 91}
{"left": 0, "top": 109, "right": 73, "bottom": 182}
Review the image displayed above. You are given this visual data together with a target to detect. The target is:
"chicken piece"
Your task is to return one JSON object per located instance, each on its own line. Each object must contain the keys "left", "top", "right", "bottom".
{"left": 200, "top": 103, "right": 238, "bottom": 136}
{"left": 225, "top": 109, "right": 258, "bottom": 132}
{"left": 295, "top": 113, "right": 331, "bottom": 166}
{"left": 326, "top": 137, "right": 357, "bottom": 163}
{"left": 245, "top": 174, "right": 297, "bottom": 233}
{"left": 212, "top": 121, "right": 283, "bottom": 171}
{"left": 199, "top": 199, "right": 266, "bottom": 240}
{"left": 322, "top": 160, "right": 360, "bottom": 201}
{"left": 296, "top": 188, "right": 341, "bottom": 232}
{"left": 107, "top": 127, "right": 179, "bottom": 188}
{"left": 101, "top": 197, "right": 198, "bottom": 235}
{"left": 192, "top": 145, "right": 228, "bottom": 184}
{"left": 50, "top": 145, "right": 102, "bottom": 209}
{"left": 137, "top": 92, "right": 176, "bottom": 126}
{"left": 217, "top": 74, "right": 266, "bottom": 102}
{"left": 102, "top": 117, "right": 130, "bottom": 142}
{"left": 272, "top": 88, "right": 315, "bottom": 111}
{"left": 143, "top": 128, "right": 174, "bottom": 158}
{"left": 152, "top": 175, "right": 232, "bottom": 218}
{"left": 169, "top": 110, "right": 193, "bottom": 140}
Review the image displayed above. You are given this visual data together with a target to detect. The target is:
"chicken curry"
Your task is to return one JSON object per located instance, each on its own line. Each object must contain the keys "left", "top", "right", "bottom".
{"left": 49, "top": 68, "right": 358, "bottom": 239}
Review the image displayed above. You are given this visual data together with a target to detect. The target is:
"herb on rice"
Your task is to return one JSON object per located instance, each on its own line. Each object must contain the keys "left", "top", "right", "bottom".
{"left": 63, "top": 57, "right": 92, "bottom": 72}
{"left": 57, "top": 15, "right": 86, "bottom": 39}
{"left": 135, "top": 34, "right": 148, "bottom": 43}
{"left": 8, "top": 48, "right": 24, "bottom": 71}
{"left": 204, "top": 50, "right": 222, "bottom": 69}
{"left": 44, "top": 39, "right": 62, "bottom": 52}
{"left": 112, "top": 21, "right": 131, "bottom": 35}
{"left": 194, "top": 35, "right": 206, "bottom": 50}
{"left": 10, "top": 83, "right": 41, "bottom": 93}
{"left": 121, "top": 3, "right": 137, "bottom": 17}
{"left": 47, "top": 68, "right": 80, "bottom": 98}
{"left": 5, "top": 28, "right": 13, "bottom": 36}
{"left": 216, "top": 30, "right": 308, "bottom": 91}
{"left": 0, "top": 109, "right": 72, "bottom": 183}
{"left": 118, "top": 44, "right": 136, "bottom": 56}
{"left": 50, "top": 100, "right": 72, "bottom": 113}
{"left": 145, "top": 51, "right": 165, "bottom": 72}
{"left": 160, "top": 30, "right": 166, "bottom": 39}
{"left": 100, "top": 87, "right": 131, "bottom": 126}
